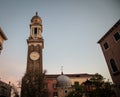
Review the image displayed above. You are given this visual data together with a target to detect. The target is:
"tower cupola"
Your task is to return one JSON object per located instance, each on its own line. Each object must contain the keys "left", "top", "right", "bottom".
{"left": 31, "top": 12, "right": 42, "bottom": 25}
{"left": 30, "top": 12, "right": 43, "bottom": 39}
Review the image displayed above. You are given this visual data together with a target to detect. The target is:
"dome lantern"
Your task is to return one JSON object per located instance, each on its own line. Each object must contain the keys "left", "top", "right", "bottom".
{"left": 31, "top": 12, "right": 42, "bottom": 24}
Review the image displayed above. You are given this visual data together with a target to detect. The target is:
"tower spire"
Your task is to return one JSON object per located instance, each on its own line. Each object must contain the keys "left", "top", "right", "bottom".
{"left": 36, "top": 12, "right": 38, "bottom": 16}
{"left": 61, "top": 66, "right": 63, "bottom": 75}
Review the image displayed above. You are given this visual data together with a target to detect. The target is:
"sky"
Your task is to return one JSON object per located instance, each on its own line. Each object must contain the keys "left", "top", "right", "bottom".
{"left": 0, "top": 0, "right": 120, "bottom": 84}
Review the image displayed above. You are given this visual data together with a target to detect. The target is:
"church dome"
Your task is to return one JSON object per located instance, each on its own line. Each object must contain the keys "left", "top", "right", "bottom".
{"left": 57, "top": 73, "right": 72, "bottom": 88}
{"left": 31, "top": 12, "right": 42, "bottom": 24}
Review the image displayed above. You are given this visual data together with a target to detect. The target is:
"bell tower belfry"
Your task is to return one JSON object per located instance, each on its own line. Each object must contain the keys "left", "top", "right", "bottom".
{"left": 30, "top": 12, "right": 43, "bottom": 39}
{"left": 26, "top": 12, "right": 44, "bottom": 74}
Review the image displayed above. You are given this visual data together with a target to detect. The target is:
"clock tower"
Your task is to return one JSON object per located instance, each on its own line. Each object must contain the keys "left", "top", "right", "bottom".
{"left": 26, "top": 12, "right": 44, "bottom": 74}
{"left": 21, "top": 12, "right": 45, "bottom": 97}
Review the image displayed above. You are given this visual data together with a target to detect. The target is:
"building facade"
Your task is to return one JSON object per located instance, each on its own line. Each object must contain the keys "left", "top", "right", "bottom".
{"left": 0, "top": 27, "right": 7, "bottom": 54}
{"left": 0, "top": 28, "right": 10, "bottom": 97}
{"left": 0, "top": 81, "right": 11, "bottom": 97}
{"left": 98, "top": 19, "right": 120, "bottom": 97}
{"left": 46, "top": 73, "right": 93, "bottom": 97}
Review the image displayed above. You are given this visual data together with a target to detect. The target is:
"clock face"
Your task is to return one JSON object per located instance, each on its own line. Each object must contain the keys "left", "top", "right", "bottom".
{"left": 30, "top": 51, "right": 40, "bottom": 61}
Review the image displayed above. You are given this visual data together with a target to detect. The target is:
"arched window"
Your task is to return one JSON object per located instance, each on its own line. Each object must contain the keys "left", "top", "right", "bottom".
{"left": 30, "top": 45, "right": 34, "bottom": 51}
{"left": 110, "top": 59, "right": 118, "bottom": 73}
{"left": 36, "top": 45, "right": 40, "bottom": 51}
{"left": 34, "top": 28, "right": 37, "bottom": 35}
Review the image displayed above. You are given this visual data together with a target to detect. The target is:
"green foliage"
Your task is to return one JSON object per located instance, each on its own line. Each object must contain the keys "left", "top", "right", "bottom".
{"left": 21, "top": 72, "right": 49, "bottom": 97}
{"left": 83, "top": 73, "right": 115, "bottom": 97}
{"left": 66, "top": 73, "right": 115, "bottom": 97}
{"left": 66, "top": 90, "right": 82, "bottom": 97}
{"left": 66, "top": 83, "right": 84, "bottom": 97}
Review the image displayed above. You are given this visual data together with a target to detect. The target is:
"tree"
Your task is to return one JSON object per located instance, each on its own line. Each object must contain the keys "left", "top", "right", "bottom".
{"left": 83, "top": 73, "right": 116, "bottom": 97}
{"left": 66, "top": 73, "right": 116, "bottom": 97}
{"left": 11, "top": 83, "right": 19, "bottom": 97}
{"left": 66, "top": 83, "right": 84, "bottom": 97}
{"left": 21, "top": 71, "right": 49, "bottom": 97}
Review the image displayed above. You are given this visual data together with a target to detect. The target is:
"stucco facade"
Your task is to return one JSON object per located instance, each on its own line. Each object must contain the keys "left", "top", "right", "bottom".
{"left": 46, "top": 73, "right": 94, "bottom": 97}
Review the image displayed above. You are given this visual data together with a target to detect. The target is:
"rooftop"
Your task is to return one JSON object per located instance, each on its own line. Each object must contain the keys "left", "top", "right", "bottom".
{"left": 98, "top": 19, "right": 120, "bottom": 43}
{"left": 0, "top": 27, "right": 7, "bottom": 40}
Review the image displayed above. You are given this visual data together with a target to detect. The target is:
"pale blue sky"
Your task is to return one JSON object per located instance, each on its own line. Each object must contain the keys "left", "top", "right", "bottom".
{"left": 0, "top": 0, "right": 120, "bottom": 83}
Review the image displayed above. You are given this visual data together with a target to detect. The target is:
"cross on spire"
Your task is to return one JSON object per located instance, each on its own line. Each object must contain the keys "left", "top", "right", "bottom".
{"left": 36, "top": 12, "right": 38, "bottom": 16}
{"left": 61, "top": 66, "right": 63, "bottom": 75}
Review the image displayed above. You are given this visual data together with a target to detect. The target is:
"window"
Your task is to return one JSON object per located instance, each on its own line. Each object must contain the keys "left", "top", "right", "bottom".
{"left": 103, "top": 42, "right": 109, "bottom": 50}
{"left": 30, "top": 45, "right": 34, "bottom": 51}
{"left": 53, "top": 92, "right": 58, "bottom": 97}
{"left": 53, "top": 83, "right": 57, "bottom": 89}
{"left": 110, "top": 59, "right": 119, "bottom": 73}
{"left": 36, "top": 45, "right": 40, "bottom": 50}
{"left": 65, "top": 90, "right": 67, "bottom": 93}
{"left": 34, "top": 28, "right": 37, "bottom": 35}
{"left": 114, "top": 32, "right": 120, "bottom": 41}
{"left": 74, "top": 81, "right": 79, "bottom": 86}
{"left": 44, "top": 83, "right": 48, "bottom": 89}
